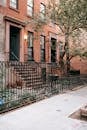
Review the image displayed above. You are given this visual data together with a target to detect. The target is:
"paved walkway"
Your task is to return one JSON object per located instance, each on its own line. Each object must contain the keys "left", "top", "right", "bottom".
{"left": 0, "top": 86, "right": 87, "bottom": 130}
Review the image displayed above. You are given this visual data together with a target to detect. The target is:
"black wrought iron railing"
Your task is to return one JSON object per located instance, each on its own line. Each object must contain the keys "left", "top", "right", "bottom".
{"left": 0, "top": 61, "right": 87, "bottom": 113}
{"left": 10, "top": 51, "right": 19, "bottom": 61}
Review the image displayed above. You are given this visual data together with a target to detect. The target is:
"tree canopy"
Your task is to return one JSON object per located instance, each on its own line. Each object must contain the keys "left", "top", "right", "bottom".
{"left": 47, "top": 0, "right": 87, "bottom": 73}
{"left": 48, "top": 0, "right": 87, "bottom": 33}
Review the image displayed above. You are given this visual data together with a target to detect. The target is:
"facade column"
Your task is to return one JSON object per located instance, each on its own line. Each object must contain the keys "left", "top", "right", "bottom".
{"left": 0, "top": 14, "right": 5, "bottom": 61}
{"left": 20, "top": 28, "right": 25, "bottom": 62}
{"left": 5, "top": 21, "right": 10, "bottom": 61}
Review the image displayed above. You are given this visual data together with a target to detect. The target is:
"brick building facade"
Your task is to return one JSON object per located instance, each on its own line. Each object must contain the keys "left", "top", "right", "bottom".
{"left": 0, "top": 0, "right": 60, "bottom": 63}
{"left": 0, "top": 0, "right": 87, "bottom": 74}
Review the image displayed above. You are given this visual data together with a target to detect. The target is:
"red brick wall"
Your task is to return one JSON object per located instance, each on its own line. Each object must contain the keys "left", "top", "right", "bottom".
{"left": 71, "top": 56, "right": 87, "bottom": 74}
{"left": 0, "top": 0, "right": 59, "bottom": 62}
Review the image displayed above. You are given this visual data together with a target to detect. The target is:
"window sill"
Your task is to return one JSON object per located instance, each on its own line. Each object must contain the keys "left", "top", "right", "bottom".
{"left": 27, "top": 14, "right": 34, "bottom": 19}
{"left": 9, "top": 6, "right": 20, "bottom": 13}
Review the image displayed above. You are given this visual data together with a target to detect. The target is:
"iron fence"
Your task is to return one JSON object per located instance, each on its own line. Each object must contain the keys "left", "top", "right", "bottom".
{"left": 0, "top": 61, "right": 87, "bottom": 113}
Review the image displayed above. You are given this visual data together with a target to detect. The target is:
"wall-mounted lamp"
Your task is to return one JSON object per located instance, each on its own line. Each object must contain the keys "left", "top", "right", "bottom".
{"left": 24, "top": 34, "right": 28, "bottom": 41}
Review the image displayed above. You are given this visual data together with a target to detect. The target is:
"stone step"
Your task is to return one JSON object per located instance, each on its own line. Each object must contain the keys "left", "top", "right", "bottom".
{"left": 13, "top": 63, "right": 37, "bottom": 67}
{"left": 10, "top": 62, "right": 46, "bottom": 89}
{"left": 15, "top": 68, "right": 36, "bottom": 71}
{"left": 26, "top": 82, "right": 46, "bottom": 88}
{"left": 21, "top": 76, "right": 42, "bottom": 81}
{"left": 26, "top": 80, "right": 43, "bottom": 84}
{"left": 15, "top": 71, "right": 37, "bottom": 75}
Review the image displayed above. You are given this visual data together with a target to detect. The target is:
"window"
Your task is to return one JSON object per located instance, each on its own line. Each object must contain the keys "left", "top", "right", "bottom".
{"left": 27, "top": 0, "right": 33, "bottom": 17}
{"left": 28, "top": 32, "right": 34, "bottom": 61}
{"left": 59, "top": 42, "right": 64, "bottom": 56}
{"left": 40, "top": 36, "right": 45, "bottom": 62}
{"left": 51, "top": 38, "right": 56, "bottom": 62}
{"left": 40, "top": 3, "right": 46, "bottom": 20}
{"left": 10, "top": 0, "right": 18, "bottom": 9}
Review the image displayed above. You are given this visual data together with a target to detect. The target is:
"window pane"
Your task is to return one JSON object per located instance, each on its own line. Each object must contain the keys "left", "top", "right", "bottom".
{"left": 28, "top": 32, "right": 33, "bottom": 47}
{"left": 27, "top": 0, "right": 33, "bottom": 7}
{"left": 29, "top": 35, "right": 33, "bottom": 47}
{"left": 10, "top": 0, "right": 17, "bottom": 9}
{"left": 27, "top": 0, "right": 33, "bottom": 16}
{"left": 40, "top": 36, "right": 45, "bottom": 49}
{"left": 40, "top": 3, "right": 45, "bottom": 14}
{"left": 40, "top": 36, "right": 45, "bottom": 61}
{"left": 59, "top": 43, "right": 63, "bottom": 52}
{"left": 28, "top": 32, "right": 33, "bottom": 60}
{"left": 28, "top": 48, "right": 33, "bottom": 60}
{"left": 40, "top": 3, "right": 46, "bottom": 20}
{"left": 41, "top": 50, "right": 45, "bottom": 61}
{"left": 59, "top": 43, "right": 64, "bottom": 57}
{"left": 28, "top": 48, "right": 32, "bottom": 56}
{"left": 40, "top": 13, "right": 45, "bottom": 20}
{"left": 27, "top": 6, "right": 33, "bottom": 16}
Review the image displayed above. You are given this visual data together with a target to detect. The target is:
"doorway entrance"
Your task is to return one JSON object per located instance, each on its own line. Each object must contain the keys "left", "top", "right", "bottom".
{"left": 9, "top": 26, "right": 20, "bottom": 61}
{"left": 51, "top": 38, "right": 56, "bottom": 62}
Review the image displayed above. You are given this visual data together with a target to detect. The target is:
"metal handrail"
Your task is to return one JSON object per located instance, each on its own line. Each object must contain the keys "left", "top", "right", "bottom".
{"left": 10, "top": 51, "right": 19, "bottom": 61}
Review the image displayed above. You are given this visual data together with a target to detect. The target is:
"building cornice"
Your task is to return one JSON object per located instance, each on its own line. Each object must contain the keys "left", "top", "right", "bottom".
{"left": 4, "top": 16, "right": 26, "bottom": 27}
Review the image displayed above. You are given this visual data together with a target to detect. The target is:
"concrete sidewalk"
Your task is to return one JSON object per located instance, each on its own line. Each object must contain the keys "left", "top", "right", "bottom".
{"left": 0, "top": 86, "right": 87, "bottom": 130}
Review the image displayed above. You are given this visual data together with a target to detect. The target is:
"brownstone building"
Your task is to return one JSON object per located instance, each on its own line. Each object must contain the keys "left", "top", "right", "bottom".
{"left": 0, "top": 0, "right": 60, "bottom": 63}
{"left": 0, "top": 0, "right": 87, "bottom": 74}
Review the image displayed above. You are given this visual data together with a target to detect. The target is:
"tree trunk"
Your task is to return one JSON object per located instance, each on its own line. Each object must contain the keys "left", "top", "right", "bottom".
{"left": 59, "top": 31, "right": 70, "bottom": 75}
{"left": 65, "top": 33, "right": 70, "bottom": 74}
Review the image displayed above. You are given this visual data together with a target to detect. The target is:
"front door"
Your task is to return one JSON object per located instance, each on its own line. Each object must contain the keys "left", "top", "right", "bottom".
{"left": 51, "top": 38, "right": 56, "bottom": 62}
{"left": 10, "top": 26, "right": 20, "bottom": 61}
